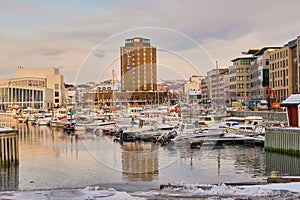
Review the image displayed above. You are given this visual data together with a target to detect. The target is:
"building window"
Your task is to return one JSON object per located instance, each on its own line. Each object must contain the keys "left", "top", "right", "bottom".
{"left": 55, "top": 91, "right": 59, "bottom": 97}
{"left": 237, "top": 76, "right": 244, "bottom": 81}
{"left": 54, "top": 84, "right": 59, "bottom": 90}
{"left": 55, "top": 98, "right": 59, "bottom": 103}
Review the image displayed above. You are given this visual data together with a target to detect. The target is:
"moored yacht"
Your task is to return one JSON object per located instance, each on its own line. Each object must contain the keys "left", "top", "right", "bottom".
{"left": 226, "top": 116, "right": 263, "bottom": 134}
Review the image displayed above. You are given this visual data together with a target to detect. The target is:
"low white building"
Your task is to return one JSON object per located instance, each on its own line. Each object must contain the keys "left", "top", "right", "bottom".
{"left": 0, "top": 66, "right": 65, "bottom": 110}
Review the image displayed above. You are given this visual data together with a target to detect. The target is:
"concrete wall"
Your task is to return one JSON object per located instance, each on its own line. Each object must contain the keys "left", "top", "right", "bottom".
{"left": 227, "top": 110, "right": 287, "bottom": 122}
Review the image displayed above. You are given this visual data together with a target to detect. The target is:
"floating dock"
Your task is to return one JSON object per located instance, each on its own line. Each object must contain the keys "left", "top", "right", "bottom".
{"left": 189, "top": 136, "right": 264, "bottom": 148}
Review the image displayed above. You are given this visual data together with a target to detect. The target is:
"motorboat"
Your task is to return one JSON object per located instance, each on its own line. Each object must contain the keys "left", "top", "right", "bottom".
{"left": 170, "top": 122, "right": 204, "bottom": 144}
{"left": 198, "top": 115, "right": 215, "bottom": 127}
{"left": 226, "top": 116, "right": 263, "bottom": 135}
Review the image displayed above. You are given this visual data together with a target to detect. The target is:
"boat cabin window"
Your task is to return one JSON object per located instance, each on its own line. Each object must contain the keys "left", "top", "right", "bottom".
{"left": 186, "top": 124, "right": 195, "bottom": 129}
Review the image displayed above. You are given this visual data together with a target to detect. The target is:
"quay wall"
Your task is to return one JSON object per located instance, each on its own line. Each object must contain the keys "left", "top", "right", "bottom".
{"left": 0, "top": 116, "right": 19, "bottom": 166}
{"left": 0, "top": 130, "right": 19, "bottom": 166}
{"left": 227, "top": 111, "right": 287, "bottom": 122}
{"left": 265, "top": 127, "right": 300, "bottom": 156}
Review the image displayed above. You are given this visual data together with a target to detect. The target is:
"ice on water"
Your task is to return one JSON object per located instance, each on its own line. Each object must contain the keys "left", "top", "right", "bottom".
{"left": 1, "top": 183, "right": 300, "bottom": 199}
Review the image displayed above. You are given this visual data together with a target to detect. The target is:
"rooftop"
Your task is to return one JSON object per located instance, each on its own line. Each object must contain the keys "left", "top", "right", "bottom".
{"left": 281, "top": 94, "right": 300, "bottom": 106}
{"left": 254, "top": 47, "right": 281, "bottom": 56}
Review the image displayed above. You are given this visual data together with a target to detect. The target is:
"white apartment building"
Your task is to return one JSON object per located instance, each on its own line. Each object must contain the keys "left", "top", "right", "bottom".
{"left": 206, "top": 68, "right": 229, "bottom": 106}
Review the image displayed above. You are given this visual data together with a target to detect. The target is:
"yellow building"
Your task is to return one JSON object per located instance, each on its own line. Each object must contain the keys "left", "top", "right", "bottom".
{"left": 183, "top": 75, "right": 204, "bottom": 104}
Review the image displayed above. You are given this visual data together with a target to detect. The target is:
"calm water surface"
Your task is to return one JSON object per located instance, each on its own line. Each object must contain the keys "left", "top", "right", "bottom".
{"left": 1, "top": 122, "right": 300, "bottom": 192}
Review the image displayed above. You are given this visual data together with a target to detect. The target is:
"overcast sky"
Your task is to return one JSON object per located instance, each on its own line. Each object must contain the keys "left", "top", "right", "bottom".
{"left": 1, "top": 0, "right": 300, "bottom": 83}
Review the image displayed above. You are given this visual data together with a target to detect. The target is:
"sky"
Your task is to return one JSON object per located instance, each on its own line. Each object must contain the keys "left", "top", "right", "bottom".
{"left": 1, "top": 0, "right": 300, "bottom": 84}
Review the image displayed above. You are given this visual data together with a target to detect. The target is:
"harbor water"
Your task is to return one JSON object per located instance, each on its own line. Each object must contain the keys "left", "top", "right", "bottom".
{"left": 1, "top": 121, "right": 300, "bottom": 192}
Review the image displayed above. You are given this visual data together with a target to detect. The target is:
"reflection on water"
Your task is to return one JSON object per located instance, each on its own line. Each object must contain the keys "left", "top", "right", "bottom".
{"left": 1, "top": 121, "right": 300, "bottom": 191}
{"left": 0, "top": 166, "right": 19, "bottom": 191}
{"left": 234, "top": 146, "right": 266, "bottom": 177}
{"left": 121, "top": 142, "right": 158, "bottom": 181}
{"left": 266, "top": 151, "right": 300, "bottom": 176}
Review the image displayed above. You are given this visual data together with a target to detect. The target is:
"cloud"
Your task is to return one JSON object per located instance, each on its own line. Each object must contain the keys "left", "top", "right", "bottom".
{"left": 1, "top": 0, "right": 300, "bottom": 84}
{"left": 0, "top": 1, "right": 45, "bottom": 16}
{"left": 94, "top": 50, "right": 106, "bottom": 58}
{"left": 37, "top": 44, "right": 69, "bottom": 56}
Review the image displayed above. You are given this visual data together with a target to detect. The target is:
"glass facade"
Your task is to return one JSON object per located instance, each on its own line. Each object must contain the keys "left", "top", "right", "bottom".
{"left": 0, "top": 78, "right": 47, "bottom": 110}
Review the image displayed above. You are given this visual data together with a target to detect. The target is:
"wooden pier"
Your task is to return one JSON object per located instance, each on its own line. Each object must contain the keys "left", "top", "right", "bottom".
{"left": 0, "top": 129, "right": 19, "bottom": 166}
{"left": 265, "top": 127, "right": 300, "bottom": 155}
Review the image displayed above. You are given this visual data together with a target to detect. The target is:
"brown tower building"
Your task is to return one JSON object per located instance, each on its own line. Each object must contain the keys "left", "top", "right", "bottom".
{"left": 120, "top": 37, "right": 157, "bottom": 91}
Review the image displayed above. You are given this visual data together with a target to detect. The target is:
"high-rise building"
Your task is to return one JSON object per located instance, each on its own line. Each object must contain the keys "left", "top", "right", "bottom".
{"left": 247, "top": 47, "right": 280, "bottom": 100}
{"left": 269, "top": 39, "right": 297, "bottom": 102}
{"left": 120, "top": 37, "right": 157, "bottom": 91}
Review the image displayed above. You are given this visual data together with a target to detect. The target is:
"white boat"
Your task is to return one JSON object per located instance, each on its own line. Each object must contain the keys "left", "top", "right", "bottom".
{"left": 117, "top": 124, "right": 159, "bottom": 142}
{"left": 170, "top": 122, "right": 204, "bottom": 144}
{"left": 36, "top": 118, "right": 51, "bottom": 126}
{"left": 50, "top": 118, "right": 71, "bottom": 128}
{"left": 123, "top": 106, "right": 143, "bottom": 118}
{"left": 74, "top": 125, "right": 86, "bottom": 131}
{"left": 0, "top": 126, "right": 15, "bottom": 131}
{"left": 216, "top": 117, "right": 246, "bottom": 129}
{"left": 226, "top": 124, "right": 255, "bottom": 134}
{"left": 226, "top": 116, "right": 263, "bottom": 135}
{"left": 198, "top": 115, "right": 215, "bottom": 128}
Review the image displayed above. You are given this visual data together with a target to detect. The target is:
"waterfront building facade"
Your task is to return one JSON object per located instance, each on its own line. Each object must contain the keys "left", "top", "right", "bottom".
{"left": 269, "top": 39, "right": 297, "bottom": 102}
{"left": 0, "top": 67, "right": 65, "bottom": 110}
{"left": 229, "top": 57, "right": 255, "bottom": 105}
{"left": 0, "top": 77, "right": 53, "bottom": 110}
{"left": 250, "top": 47, "right": 280, "bottom": 100}
{"left": 298, "top": 36, "right": 300, "bottom": 93}
{"left": 200, "top": 78, "right": 210, "bottom": 104}
{"left": 206, "top": 68, "right": 229, "bottom": 106}
{"left": 183, "top": 75, "right": 203, "bottom": 104}
{"left": 17, "top": 66, "right": 65, "bottom": 108}
{"left": 120, "top": 37, "right": 157, "bottom": 91}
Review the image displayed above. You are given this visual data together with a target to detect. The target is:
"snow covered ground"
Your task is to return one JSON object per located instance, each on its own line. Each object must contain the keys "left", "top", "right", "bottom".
{"left": 1, "top": 182, "right": 300, "bottom": 200}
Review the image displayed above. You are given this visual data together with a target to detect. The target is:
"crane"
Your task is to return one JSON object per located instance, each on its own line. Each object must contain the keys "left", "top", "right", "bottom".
{"left": 267, "top": 87, "right": 281, "bottom": 109}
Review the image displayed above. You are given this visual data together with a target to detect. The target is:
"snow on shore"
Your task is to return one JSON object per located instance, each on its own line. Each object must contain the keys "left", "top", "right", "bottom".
{"left": 1, "top": 183, "right": 300, "bottom": 199}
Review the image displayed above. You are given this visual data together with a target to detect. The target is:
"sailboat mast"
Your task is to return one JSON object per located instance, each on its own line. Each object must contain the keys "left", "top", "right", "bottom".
{"left": 112, "top": 69, "right": 115, "bottom": 108}
{"left": 216, "top": 61, "right": 219, "bottom": 107}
